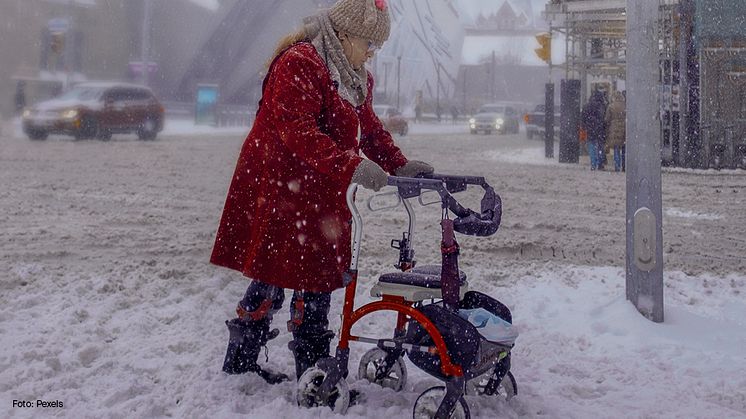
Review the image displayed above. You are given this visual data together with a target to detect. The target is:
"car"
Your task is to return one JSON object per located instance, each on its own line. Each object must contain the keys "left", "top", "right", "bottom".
{"left": 468, "top": 103, "right": 521, "bottom": 135}
{"left": 524, "top": 104, "right": 560, "bottom": 140}
{"left": 373, "top": 104, "right": 409, "bottom": 136}
{"left": 22, "top": 82, "right": 164, "bottom": 141}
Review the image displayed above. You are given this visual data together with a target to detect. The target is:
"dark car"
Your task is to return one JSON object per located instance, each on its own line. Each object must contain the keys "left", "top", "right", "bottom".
{"left": 373, "top": 104, "right": 409, "bottom": 136}
{"left": 469, "top": 103, "right": 521, "bottom": 135}
{"left": 22, "top": 82, "right": 164, "bottom": 141}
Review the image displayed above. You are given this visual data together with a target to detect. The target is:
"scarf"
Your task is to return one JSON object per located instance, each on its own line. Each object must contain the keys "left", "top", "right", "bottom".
{"left": 303, "top": 12, "right": 368, "bottom": 107}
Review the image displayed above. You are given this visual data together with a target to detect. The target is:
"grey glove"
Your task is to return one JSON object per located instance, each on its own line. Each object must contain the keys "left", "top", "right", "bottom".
{"left": 351, "top": 159, "right": 389, "bottom": 192}
{"left": 395, "top": 160, "right": 434, "bottom": 178}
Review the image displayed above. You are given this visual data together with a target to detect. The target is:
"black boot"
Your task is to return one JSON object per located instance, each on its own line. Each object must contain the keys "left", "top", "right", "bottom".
{"left": 288, "top": 330, "right": 335, "bottom": 380}
{"left": 222, "top": 318, "right": 289, "bottom": 384}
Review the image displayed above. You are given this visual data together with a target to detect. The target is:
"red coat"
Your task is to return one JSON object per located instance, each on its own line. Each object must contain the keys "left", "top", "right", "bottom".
{"left": 210, "top": 42, "right": 408, "bottom": 292}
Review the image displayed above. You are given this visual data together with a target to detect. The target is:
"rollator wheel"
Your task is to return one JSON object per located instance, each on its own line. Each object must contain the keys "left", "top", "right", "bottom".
{"left": 413, "top": 386, "right": 470, "bottom": 419}
{"left": 357, "top": 347, "right": 408, "bottom": 392}
{"left": 296, "top": 366, "right": 350, "bottom": 414}
{"left": 466, "top": 370, "right": 517, "bottom": 400}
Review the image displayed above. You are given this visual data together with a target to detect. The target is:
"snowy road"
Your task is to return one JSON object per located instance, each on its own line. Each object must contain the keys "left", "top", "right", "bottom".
{"left": 1, "top": 125, "right": 745, "bottom": 418}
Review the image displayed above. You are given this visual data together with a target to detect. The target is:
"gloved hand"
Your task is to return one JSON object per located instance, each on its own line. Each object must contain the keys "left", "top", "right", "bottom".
{"left": 351, "top": 159, "right": 389, "bottom": 191}
{"left": 395, "top": 160, "right": 434, "bottom": 178}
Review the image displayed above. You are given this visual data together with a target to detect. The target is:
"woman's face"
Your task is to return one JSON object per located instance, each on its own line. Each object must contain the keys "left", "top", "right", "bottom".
{"left": 339, "top": 32, "right": 377, "bottom": 71}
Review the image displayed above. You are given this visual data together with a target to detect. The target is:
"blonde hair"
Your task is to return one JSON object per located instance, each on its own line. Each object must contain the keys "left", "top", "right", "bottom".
{"left": 266, "top": 29, "right": 309, "bottom": 68}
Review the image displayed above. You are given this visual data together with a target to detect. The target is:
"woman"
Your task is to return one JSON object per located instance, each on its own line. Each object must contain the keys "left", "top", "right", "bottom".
{"left": 210, "top": 0, "right": 433, "bottom": 384}
{"left": 605, "top": 91, "right": 626, "bottom": 172}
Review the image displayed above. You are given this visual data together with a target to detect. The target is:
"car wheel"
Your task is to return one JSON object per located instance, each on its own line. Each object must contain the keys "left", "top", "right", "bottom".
{"left": 138, "top": 118, "right": 158, "bottom": 140}
{"left": 77, "top": 116, "right": 98, "bottom": 140}
{"left": 97, "top": 128, "right": 112, "bottom": 141}
{"left": 27, "top": 130, "right": 48, "bottom": 141}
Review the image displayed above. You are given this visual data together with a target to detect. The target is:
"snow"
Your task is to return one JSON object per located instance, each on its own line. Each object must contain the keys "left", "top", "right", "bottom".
{"left": 1, "top": 123, "right": 745, "bottom": 418}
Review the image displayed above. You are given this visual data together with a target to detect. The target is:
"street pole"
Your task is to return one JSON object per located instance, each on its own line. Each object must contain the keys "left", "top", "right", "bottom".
{"left": 396, "top": 55, "right": 401, "bottom": 111}
{"left": 463, "top": 67, "right": 467, "bottom": 111}
{"left": 436, "top": 62, "right": 441, "bottom": 122}
{"left": 383, "top": 62, "right": 389, "bottom": 102}
{"left": 491, "top": 50, "right": 496, "bottom": 101}
{"left": 626, "top": 0, "right": 664, "bottom": 323}
{"left": 545, "top": 27, "right": 555, "bottom": 159}
{"left": 65, "top": 0, "right": 74, "bottom": 89}
{"left": 141, "top": 0, "right": 152, "bottom": 86}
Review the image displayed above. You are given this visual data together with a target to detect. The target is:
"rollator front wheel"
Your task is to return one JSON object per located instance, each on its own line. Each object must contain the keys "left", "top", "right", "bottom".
{"left": 413, "top": 386, "right": 470, "bottom": 419}
{"left": 296, "top": 366, "right": 350, "bottom": 414}
{"left": 357, "top": 347, "right": 408, "bottom": 392}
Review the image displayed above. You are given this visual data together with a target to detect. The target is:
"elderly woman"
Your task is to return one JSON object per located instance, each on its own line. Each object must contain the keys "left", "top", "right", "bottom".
{"left": 210, "top": 0, "right": 433, "bottom": 384}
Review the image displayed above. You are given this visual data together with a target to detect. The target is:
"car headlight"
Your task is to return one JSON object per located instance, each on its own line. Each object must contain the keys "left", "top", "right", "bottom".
{"left": 62, "top": 109, "right": 79, "bottom": 119}
{"left": 22, "top": 109, "right": 32, "bottom": 118}
{"left": 469, "top": 118, "right": 476, "bottom": 124}
{"left": 496, "top": 118, "right": 504, "bottom": 125}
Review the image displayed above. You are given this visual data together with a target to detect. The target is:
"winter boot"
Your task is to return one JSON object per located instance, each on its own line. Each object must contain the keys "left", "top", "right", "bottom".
{"left": 288, "top": 329, "right": 335, "bottom": 380}
{"left": 222, "top": 318, "right": 289, "bottom": 384}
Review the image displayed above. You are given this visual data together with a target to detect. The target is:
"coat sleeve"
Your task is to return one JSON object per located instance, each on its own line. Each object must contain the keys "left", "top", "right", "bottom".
{"left": 357, "top": 74, "right": 408, "bottom": 174}
{"left": 267, "top": 48, "right": 363, "bottom": 184}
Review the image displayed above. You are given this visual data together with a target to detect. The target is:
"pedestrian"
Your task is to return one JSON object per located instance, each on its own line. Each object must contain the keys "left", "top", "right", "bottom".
{"left": 450, "top": 105, "right": 459, "bottom": 125}
{"left": 210, "top": 0, "right": 434, "bottom": 386}
{"left": 14, "top": 81, "right": 26, "bottom": 115}
{"left": 605, "top": 91, "right": 626, "bottom": 172}
{"left": 581, "top": 90, "right": 607, "bottom": 171}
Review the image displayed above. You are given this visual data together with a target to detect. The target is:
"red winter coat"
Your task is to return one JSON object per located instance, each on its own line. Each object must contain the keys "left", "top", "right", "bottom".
{"left": 210, "top": 42, "right": 408, "bottom": 292}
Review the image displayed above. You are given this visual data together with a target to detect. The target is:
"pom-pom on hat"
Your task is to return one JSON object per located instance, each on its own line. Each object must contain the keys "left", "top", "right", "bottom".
{"left": 328, "top": 0, "right": 391, "bottom": 46}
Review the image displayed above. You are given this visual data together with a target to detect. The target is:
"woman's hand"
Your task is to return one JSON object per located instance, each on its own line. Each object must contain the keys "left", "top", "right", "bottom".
{"left": 395, "top": 160, "right": 434, "bottom": 178}
{"left": 351, "top": 159, "right": 389, "bottom": 191}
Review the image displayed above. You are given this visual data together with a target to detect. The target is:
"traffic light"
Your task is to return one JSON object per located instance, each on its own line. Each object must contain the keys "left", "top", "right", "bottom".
{"left": 535, "top": 32, "right": 551, "bottom": 64}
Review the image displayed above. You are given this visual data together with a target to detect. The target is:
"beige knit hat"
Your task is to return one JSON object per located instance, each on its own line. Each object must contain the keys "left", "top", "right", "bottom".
{"left": 328, "top": 0, "right": 391, "bottom": 46}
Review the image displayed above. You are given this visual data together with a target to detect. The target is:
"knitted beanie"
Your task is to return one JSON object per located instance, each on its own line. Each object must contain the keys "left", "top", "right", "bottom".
{"left": 328, "top": 0, "right": 391, "bottom": 46}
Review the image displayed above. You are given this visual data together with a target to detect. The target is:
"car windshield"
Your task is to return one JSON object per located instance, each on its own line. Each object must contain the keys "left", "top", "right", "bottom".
{"left": 56, "top": 87, "right": 104, "bottom": 101}
{"left": 479, "top": 105, "right": 505, "bottom": 114}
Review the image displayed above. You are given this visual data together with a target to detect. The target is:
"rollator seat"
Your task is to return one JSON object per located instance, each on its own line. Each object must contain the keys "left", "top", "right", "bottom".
{"left": 371, "top": 265, "right": 469, "bottom": 302}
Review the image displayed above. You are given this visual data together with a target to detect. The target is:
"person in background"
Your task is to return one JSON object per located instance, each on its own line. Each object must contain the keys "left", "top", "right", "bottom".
{"left": 210, "top": 0, "right": 433, "bottom": 385}
{"left": 14, "top": 81, "right": 27, "bottom": 115}
{"left": 581, "top": 90, "right": 607, "bottom": 171}
{"left": 605, "top": 91, "right": 627, "bottom": 172}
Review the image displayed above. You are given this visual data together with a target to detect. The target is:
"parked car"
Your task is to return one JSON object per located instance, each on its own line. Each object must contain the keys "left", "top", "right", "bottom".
{"left": 22, "top": 82, "right": 164, "bottom": 141}
{"left": 373, "top": 104, "right": 409, "bottom": 136}
{"left": 524, "top": 104, "right": 560, "bottom": 140}
{"left": 469, "top": 103, "right": 521, "bottom": 135}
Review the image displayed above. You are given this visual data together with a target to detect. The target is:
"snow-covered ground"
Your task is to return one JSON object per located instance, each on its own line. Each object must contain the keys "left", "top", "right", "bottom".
{"left": 1, "top": 122, "right": 745, "bottom": 418}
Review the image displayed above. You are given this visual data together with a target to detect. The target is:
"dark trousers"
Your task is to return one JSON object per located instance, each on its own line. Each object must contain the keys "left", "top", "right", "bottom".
{"left": 238, "top": 280, "right": 332, "bottom": 377}
{"left": 239, "top": 281, "right": 331, "bottom": 334}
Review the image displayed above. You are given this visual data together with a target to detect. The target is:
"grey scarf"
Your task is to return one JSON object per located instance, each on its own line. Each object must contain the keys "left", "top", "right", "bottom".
{"left": 303, "top": 12, "right": 368, "bottom": 107}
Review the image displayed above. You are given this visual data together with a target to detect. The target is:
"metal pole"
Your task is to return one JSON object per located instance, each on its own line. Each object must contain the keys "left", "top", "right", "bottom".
{"left": 462, "top": 67, "right": 467, "bottom": 111}
{"left": 141, "top": 0, "right": 152, "bottom": 86}
{"left": 397, "top": 55, "right": 401, "bottom": 111}
{"left": 546, "top": 27, "right": 555, "bottom": 159}
{"left": 626, "top": 0, "right": 664, "bottom": 323}
{"left": 436, "top": 62, "right": 441, "bottom": 122}
{"left": 491, "top": 50, "right": 496, "bottom": 101}
{"left": 65, "top": 0, "right": 74, "bottom": 89}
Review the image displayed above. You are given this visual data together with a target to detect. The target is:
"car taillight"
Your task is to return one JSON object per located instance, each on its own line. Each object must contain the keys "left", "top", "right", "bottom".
{"left": 523, "top": 114, "right": 529, "bottom": 124}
